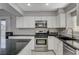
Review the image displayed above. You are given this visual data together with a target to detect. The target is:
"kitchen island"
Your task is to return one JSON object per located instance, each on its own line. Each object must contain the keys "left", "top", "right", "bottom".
{"left": 8, "top": 36, "right": 34, "bottom": 55}
{"left": 18, "top": 38, "right": 34, "bottom": 55}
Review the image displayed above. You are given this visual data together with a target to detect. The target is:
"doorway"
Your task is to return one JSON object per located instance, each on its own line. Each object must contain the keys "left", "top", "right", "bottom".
{"left": 0, "top": 20, "right": 6, "bottom": 54}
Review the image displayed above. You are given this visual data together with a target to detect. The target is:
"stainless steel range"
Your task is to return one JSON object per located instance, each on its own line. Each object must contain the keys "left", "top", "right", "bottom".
{"left": 35, "top": 20, "right": 48, "bottom": 51}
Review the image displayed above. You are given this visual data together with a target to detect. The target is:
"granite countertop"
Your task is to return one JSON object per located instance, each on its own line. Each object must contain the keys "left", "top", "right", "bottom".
{"left": 11, "top": 39, "right": 31, "bottom": 55}
{"left": 7, "top": 35, "right": 35, "bottom": 55}
{"left": 54, "top": 35, "right": 79, "bottom": 50}
{"left": 8, "top": 35, "right": 34, "bottom": 39}
{"left": 59, "top": 39, "right": 79, "bottom": 50}
{"left": 12, "top": 34, "right": 35, "bottom": 36}
{"left": 18, "top": 39, "right": 34, "bottom": 55}
{"left": 48, "top": 33, "right": 79, "bottom": 50}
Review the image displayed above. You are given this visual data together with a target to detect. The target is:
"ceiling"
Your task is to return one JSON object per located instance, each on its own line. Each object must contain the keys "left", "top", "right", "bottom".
{"left": 14, "top": 3, "right": 69, "bottom": 12}
{"left": 0, "top": 9, "right": 12, "bottom": 16}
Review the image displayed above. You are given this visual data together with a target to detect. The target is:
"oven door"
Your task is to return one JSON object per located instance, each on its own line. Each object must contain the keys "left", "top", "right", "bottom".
{"left": 35, "top": 39, "right": 48, "bottom": 51}
{"left": 36, "top": 39, "right": 47, "bottom": 45}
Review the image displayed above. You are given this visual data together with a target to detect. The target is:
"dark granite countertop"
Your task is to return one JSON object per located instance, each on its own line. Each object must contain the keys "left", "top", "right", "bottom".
{"left": 57, "top": 36, "right": 79, "bottom": 50}
{"left": 49, "top": 35, "right": 79, "bottom": 50}
{"left": 12, "top": 35, "right": 35, "bottom": 36}
{"left": 59, "top": 39, "right": 79, "bottom": 50}
{"left": 7, "top": 39, "right": 31, "bottom": 55}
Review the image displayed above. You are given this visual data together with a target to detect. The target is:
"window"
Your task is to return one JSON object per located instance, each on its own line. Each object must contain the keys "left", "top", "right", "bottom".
{"left": 71, "top": 15, "right": 79, "bottom": 31}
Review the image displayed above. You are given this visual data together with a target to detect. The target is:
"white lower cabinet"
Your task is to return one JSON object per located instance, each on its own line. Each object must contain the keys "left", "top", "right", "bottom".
{"left": 56, "top": 39, "right": 63, "bottom": 55}
{"left": 48, "top": 36, "right": 55, "bottom": 50}
{"left": 48, "top": 36, "right": 63, "bottom": 55}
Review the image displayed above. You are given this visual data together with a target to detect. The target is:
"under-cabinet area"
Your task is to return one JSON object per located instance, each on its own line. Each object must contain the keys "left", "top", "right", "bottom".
{"left": 0, "top": 3, "right": 79, "bottom": 55}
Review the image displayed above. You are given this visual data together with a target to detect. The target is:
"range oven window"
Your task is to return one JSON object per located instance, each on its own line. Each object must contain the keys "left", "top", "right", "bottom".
{"left": 36, "top": 39, "right": 47, "bottom": 45}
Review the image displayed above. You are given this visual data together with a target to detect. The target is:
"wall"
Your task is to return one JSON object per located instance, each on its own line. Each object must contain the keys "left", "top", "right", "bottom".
{"left": 0, "top": 10, "right": 14, "bottom": 32}
{"left": 77, "top": 4, "right": 79, "bottom": 26}
{"left": 0, "top": 16, "right": 11, "bottom": 32}
{"left": 0, "top": 10, "right": 12, "bottom": 54}
{"left": 60, "top": 3, "right": 78, "bottom": 37}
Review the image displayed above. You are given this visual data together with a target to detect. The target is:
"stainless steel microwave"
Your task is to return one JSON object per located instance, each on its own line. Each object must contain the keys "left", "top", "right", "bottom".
{"left": 35, "top": 20, "right": 47, "bottom": 28}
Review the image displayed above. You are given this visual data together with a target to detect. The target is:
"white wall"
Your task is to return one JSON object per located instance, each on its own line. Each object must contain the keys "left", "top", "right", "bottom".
{"left": 60, "top": 4, "right": 77, "bottom": 37}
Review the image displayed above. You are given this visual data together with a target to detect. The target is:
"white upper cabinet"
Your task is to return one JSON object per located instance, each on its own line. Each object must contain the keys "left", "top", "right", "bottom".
{"left": 23, "top": 16, "right": 35, "bottom": 28}
{"left": 59, "top": 13, "right": 66, "bottom": 27}
{"left": 66, "top": 12, "right": 76, "bottom": 28}
{"left": 66, "top": 14, "right": 73, "bottom": 28}
{"left": 56, "top": 9, "right": 66, "bottom": 28}
{"left": 47, "top": 16, "right": 57, "bottom": 28}
{"left": 16, "top": 16, "right": 57, "bottom": 28}
{"left": 16, "top": 13, "right": 66, "bottom": 28}
{"left": 16, "top": 17, "right": 24, "bottom": 28}
{"left": 16, "top": 16, "right": 35, "bottom": 28}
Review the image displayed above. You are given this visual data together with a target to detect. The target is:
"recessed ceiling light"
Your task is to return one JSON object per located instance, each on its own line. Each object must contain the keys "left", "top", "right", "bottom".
{"left": 27, "top": 3, "right": 31, "bottom": 6}
{"left": 45, "top": 3, "right": 49, "bottom": 6}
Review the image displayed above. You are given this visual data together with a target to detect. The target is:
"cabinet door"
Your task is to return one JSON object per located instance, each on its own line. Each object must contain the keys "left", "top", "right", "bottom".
{"left": 57, "top": 40, "right": 63, "bottom": 55}
{"left": 54, "top": 38, "right": 63, "bottom": 55}
{"left": 47, "top": 16, "right": 57, "bottom": 28}
{"left": 16, "top": 17, "right": 24, "bottom": 28}
{"left": 48, "top": 36, "right": 55, "bottom": 50}
{"left": 16, "top": 16, "right": 35, "bottom": 28}
{"left": 47, "top": 16, "right": 52, "bottom": 28}
{"left": 56, "top": 15, "right": 60, "bottom": 27}
{"left": 54, "top": 37, "right": 59, "bottom": 54}
{"left": 34, "top": 16, "right": 42, "bottom": 20}
{"left": 23, "top": 16, "right": 35, "bottom": 28}
{"left": 56, "top": 14, "right": 66, "bottom": 28}
{"left": 60, "top": 14, "right": 66, "bottom": 27}
{"left": 48, "top": 36, "right": 63, "bottom": 55}
{"left": 66, "top": 13, "right": 73, "bottom": 28}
